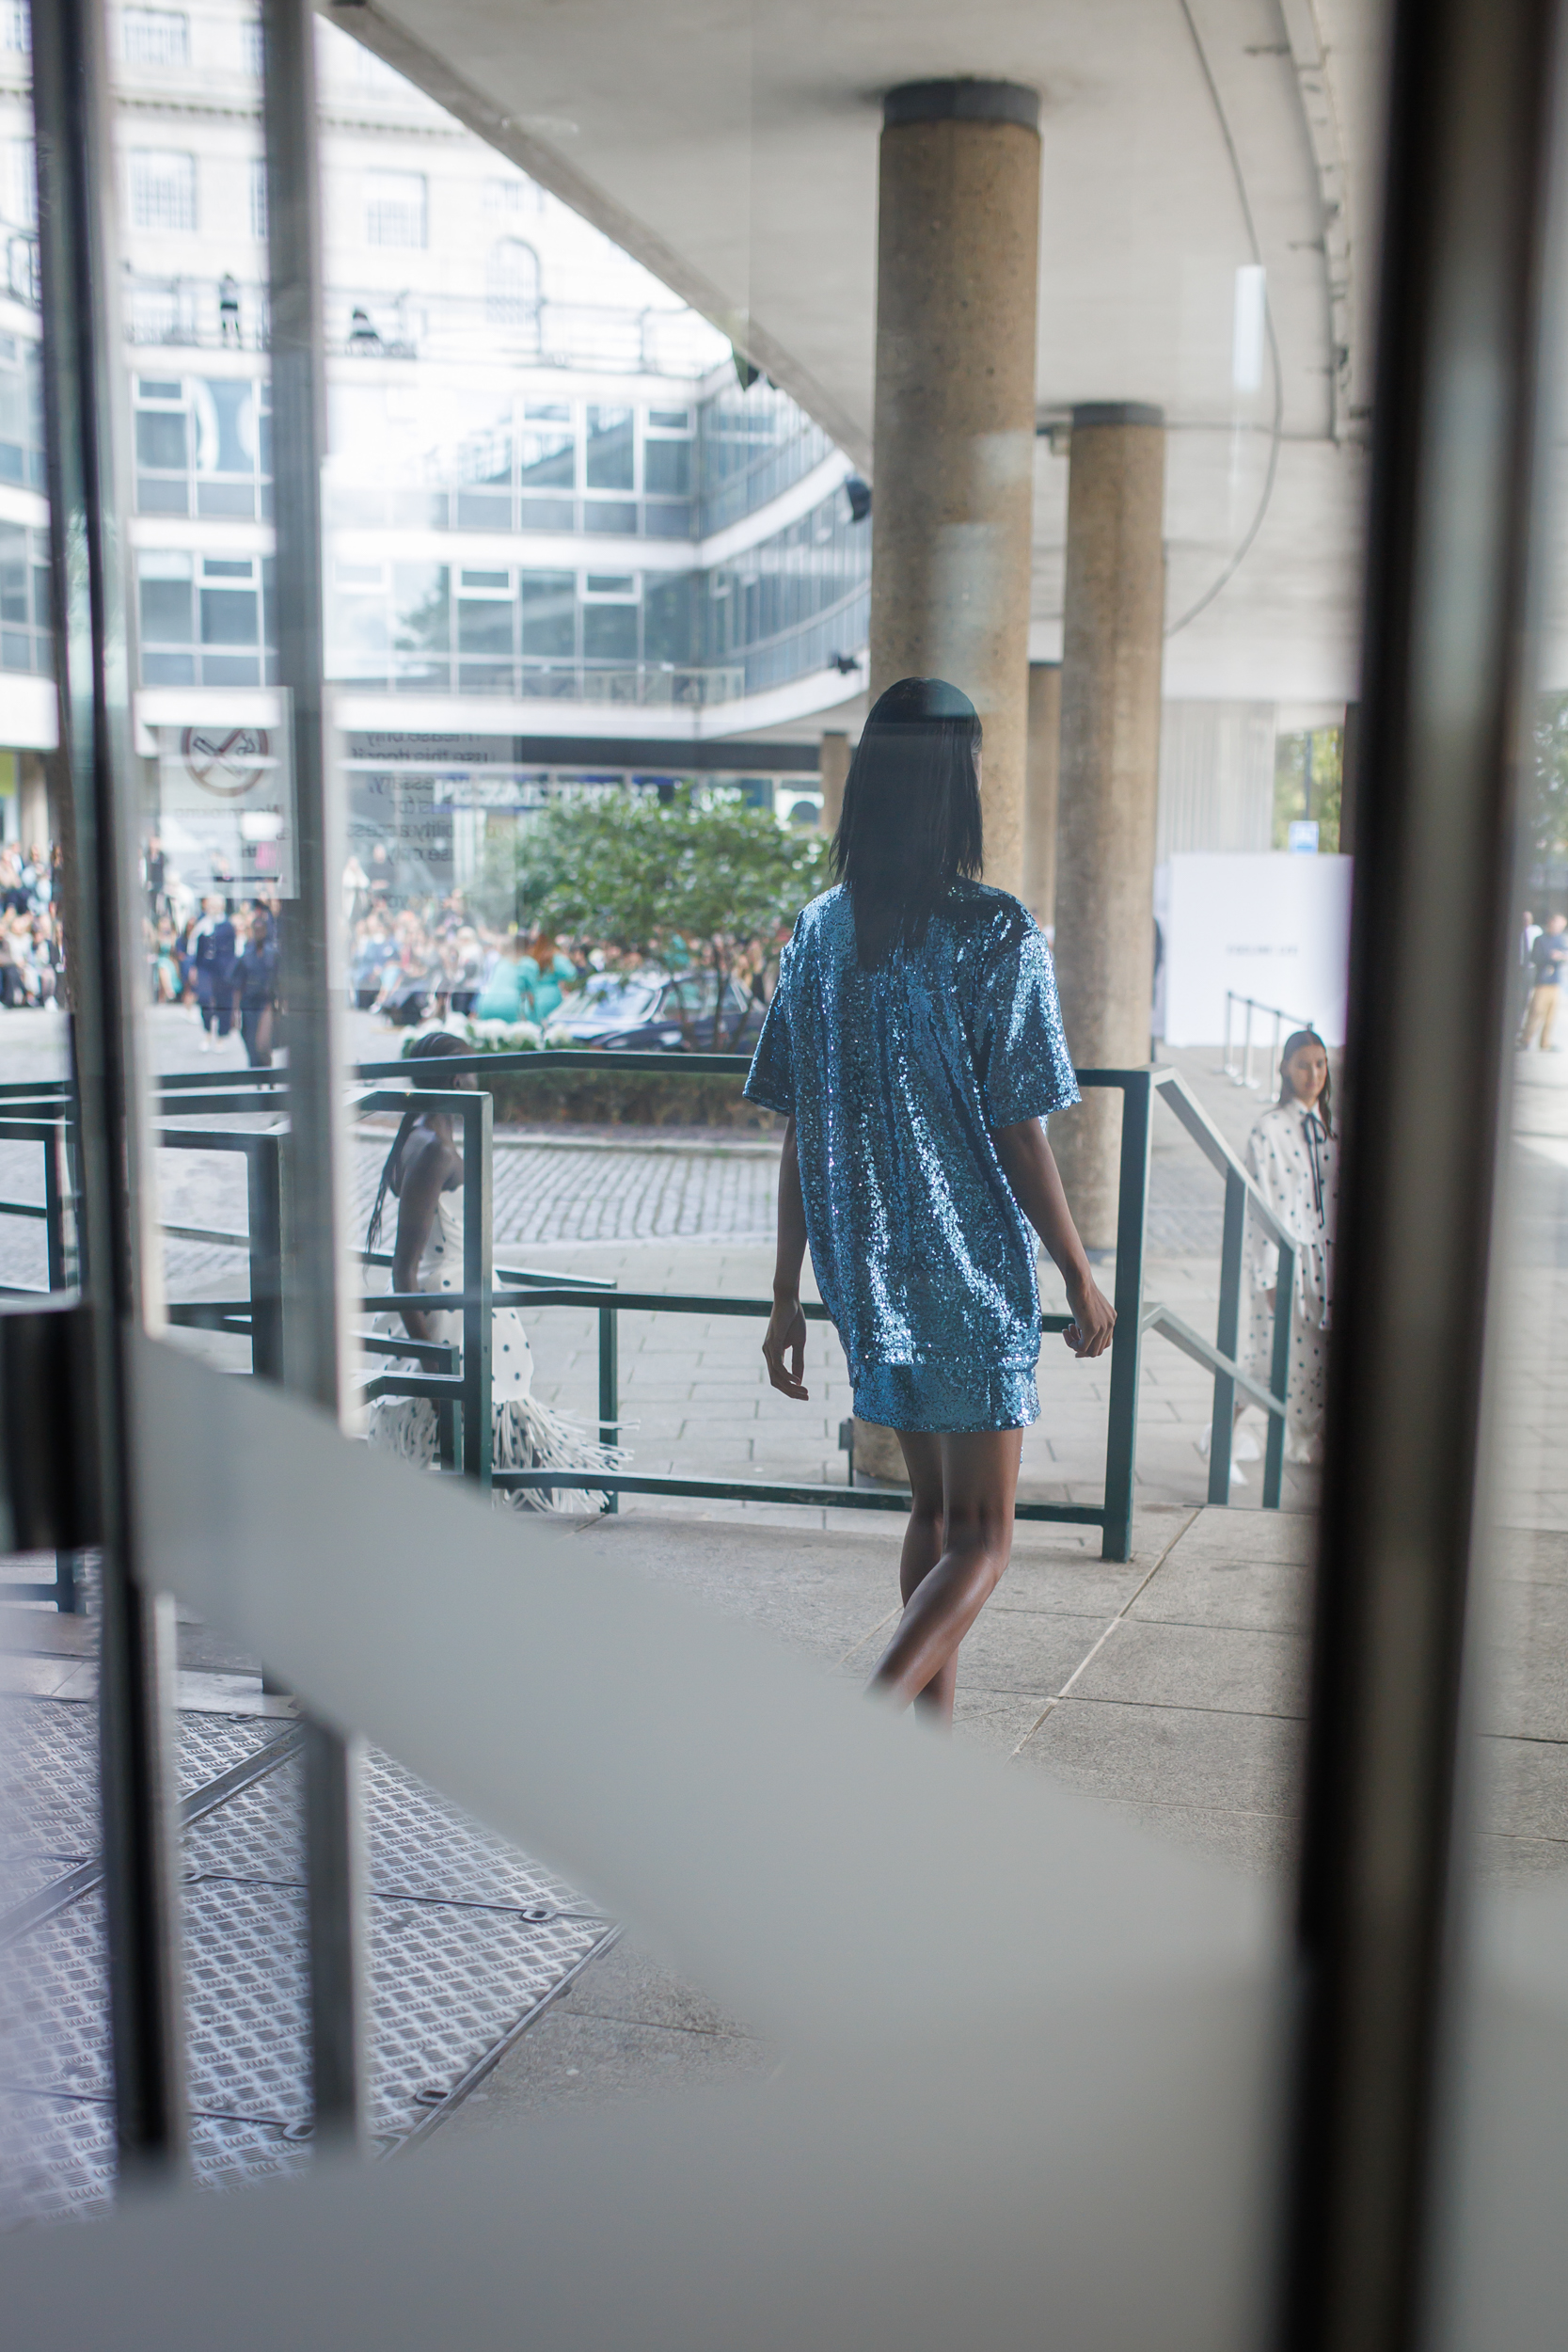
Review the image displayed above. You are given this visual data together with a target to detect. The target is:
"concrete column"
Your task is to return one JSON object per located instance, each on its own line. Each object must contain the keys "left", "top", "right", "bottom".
{"left": 868, "top": 79, "right": 1040, "bottom": 898}
{"left": 1023, "top": 661, "right": 1061, "bottom": 930}
{"left": 1051, "top": 404, "right": 1166, "bottom": 1250}
{"left": 855, "top": 78, "right": 1042, "bottom": 1485}
{"left": 19, "top": 754, "right": 48, "bottom": 850}
{"left": 819, "top": 730, "right": 850, "bottom": 838}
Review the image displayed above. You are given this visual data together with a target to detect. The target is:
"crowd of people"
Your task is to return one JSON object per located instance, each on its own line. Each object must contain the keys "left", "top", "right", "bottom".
{"left": 345, "top": 892, "right": 777, "bottom": 1034}
{"left": 135, "top": 848, "right": 784, "bottom": 1064}
{"left": 0, "top": 844, "right": 65, "bottom": 1009}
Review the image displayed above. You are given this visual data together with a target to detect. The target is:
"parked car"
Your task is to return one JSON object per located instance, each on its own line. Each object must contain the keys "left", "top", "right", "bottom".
{"left": 546, "top": 967, "right": 766, "bottom": 1051}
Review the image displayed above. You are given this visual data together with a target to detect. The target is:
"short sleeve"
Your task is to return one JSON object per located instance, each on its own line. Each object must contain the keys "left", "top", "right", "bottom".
{"left": 974, "top": 915, "right": 1080, "bottom": 1128}
{"left": 743, "top": 968, "right": 795, "bottom": 1116}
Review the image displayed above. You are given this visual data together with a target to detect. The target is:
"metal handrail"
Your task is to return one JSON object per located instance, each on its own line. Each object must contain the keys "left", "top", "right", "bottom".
{"left": 1149, "top": 1065, "right": 1296, "bottom": 1505}
{"left": 0, "top": 1051, "right": 1300, "bottom": 1570}
{"left": 1220, "top": 991, "right": 1316, "bottom": 1091}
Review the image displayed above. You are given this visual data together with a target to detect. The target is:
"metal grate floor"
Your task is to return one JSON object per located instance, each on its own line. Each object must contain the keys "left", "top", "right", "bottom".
{"left": 0, "top": 1696, "right": 611, "bottom": 2228}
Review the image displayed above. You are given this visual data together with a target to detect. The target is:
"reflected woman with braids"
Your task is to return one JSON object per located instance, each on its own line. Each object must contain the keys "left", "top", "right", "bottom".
{"left": 364, "top": 1030, "right": 624, "bottom": 1505}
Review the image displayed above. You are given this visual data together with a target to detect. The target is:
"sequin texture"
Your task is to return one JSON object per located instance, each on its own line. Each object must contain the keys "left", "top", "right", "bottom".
{"left": 745, "top": 881, "right": 1079, "bottom": 1431}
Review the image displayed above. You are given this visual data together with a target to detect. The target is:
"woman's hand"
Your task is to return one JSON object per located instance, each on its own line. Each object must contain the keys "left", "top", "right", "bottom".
{"left": 763, "top": 1294, "right": 810, "bottom": 1400}
{"left": 1063, "top": 1267, "right": 1116, "bottom": 1359}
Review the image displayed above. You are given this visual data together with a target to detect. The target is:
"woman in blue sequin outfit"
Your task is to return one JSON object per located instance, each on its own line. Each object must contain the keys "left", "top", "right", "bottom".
{"left": 746, "top": 677, "right": 1115, "bottom": 1724}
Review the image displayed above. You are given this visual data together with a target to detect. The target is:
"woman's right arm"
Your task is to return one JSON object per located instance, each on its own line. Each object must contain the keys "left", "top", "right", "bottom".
{"left": 391, "top": 1133, "right": 451, "bottom": 1343}
{"left": 762, "top": 1118, "right": 810, "bottom": 1399}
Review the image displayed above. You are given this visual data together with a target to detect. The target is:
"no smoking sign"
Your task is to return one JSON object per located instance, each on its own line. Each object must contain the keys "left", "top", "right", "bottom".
{"left": 182, "top": 725, "right": 271, "bottom": 799}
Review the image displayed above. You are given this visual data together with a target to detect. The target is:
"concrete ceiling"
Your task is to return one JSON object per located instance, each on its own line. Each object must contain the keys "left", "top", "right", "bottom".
{"left": 322, "top": 0, "right": 1395, "bottom": 707}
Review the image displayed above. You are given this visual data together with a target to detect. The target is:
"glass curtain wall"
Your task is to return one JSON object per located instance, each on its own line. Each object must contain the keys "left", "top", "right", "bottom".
{"left": 39, "top": 7, "right": 1568, "bottom": 2347}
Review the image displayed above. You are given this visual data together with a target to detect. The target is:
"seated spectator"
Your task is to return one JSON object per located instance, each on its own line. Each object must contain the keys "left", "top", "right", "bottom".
{"left": 472, "top": 934, "right": 530, "bottom": 1024}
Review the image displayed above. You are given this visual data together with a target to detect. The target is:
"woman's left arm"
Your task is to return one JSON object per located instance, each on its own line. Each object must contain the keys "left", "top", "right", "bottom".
{"left": 992, "top": 1117, "right": 1117, "bottom": 1359}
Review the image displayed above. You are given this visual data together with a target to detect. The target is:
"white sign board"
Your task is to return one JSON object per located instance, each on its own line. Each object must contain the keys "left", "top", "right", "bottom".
{"left": 156, "top": 721, "right": 296, "bottom": 897}
{"left": 1157, "top": 851, "right": 1353, "bottom": 1047}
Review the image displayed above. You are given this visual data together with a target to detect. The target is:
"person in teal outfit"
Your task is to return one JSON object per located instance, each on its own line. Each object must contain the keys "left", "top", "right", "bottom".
{"left": 472, "top": 936, "right": 531, "bottom": 1023}
{"left": 521, "top": 933, "right": 578, "bottom": 1023}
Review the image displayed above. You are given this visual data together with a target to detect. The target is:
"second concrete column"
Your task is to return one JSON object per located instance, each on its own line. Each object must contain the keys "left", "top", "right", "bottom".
{"left": 1051, "top": 403, "right": 1165, "bottom": 1249}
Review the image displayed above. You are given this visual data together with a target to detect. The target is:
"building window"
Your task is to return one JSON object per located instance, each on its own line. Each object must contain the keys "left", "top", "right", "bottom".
{"left": 483, "top": 176, "right": 540, "bottom": 218}
{"left": 131, "top": 151, "right": 198, "bottom": 236}
{"left": 586, "top": 405, "right": 635, "bottom": 492}
{"left": 249, "top": 157, "right": 268, "bottom": 244}
{"left": 240, "top": 16, "right": 264, "bottom": 75}
{"left": 520, "top": 573, "right": 574, "bottom": 660}
{"left": 0, "top": 5, "right": 29, "bottom": 55}
{"left": 485, "top": 239, "right": 540, "bottom": 330}
{"left": 355, "top": 42, "right": 408, "bottom": 96}
{"left": 3, "top": 139, "right": 35, "bottom": 233}
{"left": 123, "top": 8, "right": 190, "bottom": 70}
{"left": 0, "top": 522, "right": 50, "bottom": 677}
{"left": 0, "top": 336, "right": 44, "bottom": 491}
{"left": 364, "top": 169, "right": 426, "bottom": 249}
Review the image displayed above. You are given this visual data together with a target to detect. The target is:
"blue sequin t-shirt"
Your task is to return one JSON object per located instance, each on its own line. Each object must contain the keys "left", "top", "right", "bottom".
{"left": 744, "top": 881, "right": 1079, "bottom": 1386}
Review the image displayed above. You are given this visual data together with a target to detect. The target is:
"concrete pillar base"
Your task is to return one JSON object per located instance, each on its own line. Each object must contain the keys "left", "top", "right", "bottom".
{"left": 852, "top": 1416, "right": 907, "bottom": 1484}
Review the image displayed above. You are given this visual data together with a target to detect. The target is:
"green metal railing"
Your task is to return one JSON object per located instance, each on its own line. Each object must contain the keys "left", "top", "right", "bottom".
{"left": 0, "top": 1049, "right": 1298, "bottom": 1580}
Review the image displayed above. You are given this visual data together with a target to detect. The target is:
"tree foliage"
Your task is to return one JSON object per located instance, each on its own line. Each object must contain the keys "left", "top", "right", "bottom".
{"left": 1528, "top": 696, "right": 1568, "bottom": 874}
{"left": 519, "top": 786, "right": 832, "bottom": 1039}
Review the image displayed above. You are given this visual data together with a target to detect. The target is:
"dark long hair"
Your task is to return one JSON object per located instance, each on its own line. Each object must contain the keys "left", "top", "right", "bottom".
{"left": 833, "top": 676, "right": 983, "bottom": 967}
{"left": 366, "top": 1030, "right": 468, "bottom": 1249}
{"left": 1278, "top": 1027, "right": 1334, "bottom": 1136}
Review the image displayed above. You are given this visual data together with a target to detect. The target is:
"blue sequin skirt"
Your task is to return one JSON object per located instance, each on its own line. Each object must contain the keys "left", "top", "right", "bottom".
{"left": 851, "top": 1361, "right": 1039, "bottom": 1433}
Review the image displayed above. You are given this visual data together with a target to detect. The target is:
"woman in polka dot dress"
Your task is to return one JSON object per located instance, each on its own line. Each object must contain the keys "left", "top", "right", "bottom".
{"left": 1244, "top": 1029, "right": 1338, "bottom": 1467}
{"left": 364, "top": 1030, "right": 624, "bottom": 1507}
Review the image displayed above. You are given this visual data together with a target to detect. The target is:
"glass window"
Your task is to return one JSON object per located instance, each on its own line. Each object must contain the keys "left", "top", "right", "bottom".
{"left": 0, "top": 4, "right": 28, "bottom": 53}
{"left": 0, "top": 516, "right": 26, "bottom": 625}
{"left": 486, "top": 239, "right": 539, "bottom": 328}
{"left": 240, "top": 16, "right": 264, "bottom": 76}
{"left": 583, "top": 604, "right": 637, "bottom": 662}
{"left": 484, "top": 175, "right": 540, "bottom": 218}
{"left": 395, "top": 562, "right": 449, "bottom": 653}
{"left": 644, "top": 575, "right": 695, "bottom": 667}
{"left": 200, "top": 574, "right": 259, "bottom": 645}
{"left": 249, "top": 156, "right": 268, "bottom": 243}
{"left": 135, "top": 407, "right": 188, "bottom": 470}
{"left": 586, "top": 405, "right": 634, "bottom": 491}
{"left": 645, "top": 437, "right": 691, "bottom": 496}
{"left": 520, "top": 573, "right": 575, "bottom": 659}
{"left": 456, "top": 596, "right": 515, "bottom": 657}
{"left": 137, "top": 552, "right": 194, "bottom": 644}
{"left": 122, "top": 9, "right": 190, "bottom": 70}
{"left": 4, "top": 136, "right": 36, "bottom": 230}
{"left": 193, "top": 380, "right": 258, "bottom": 476}
{"left": 649, "top": 408, "right": 691, "bottom": 430}
{"left": 520, "top": 420, "right": 575, "bottom": 492}
{"left": 364, "top": 169, "right": 426, "bottom": 249}
{"left": 130, "top": 149, "right": 197, "bottom": 234}
{"left": 335, "top": 596, "right": 389, "bottom": 658}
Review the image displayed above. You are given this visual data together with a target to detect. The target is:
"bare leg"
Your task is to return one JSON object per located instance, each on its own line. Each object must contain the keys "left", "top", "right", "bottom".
{"left": 893, "top": 1431, "right": 953, "bottom": 1722}
{"left": 868, "top": 1428, "right": 1022, "bottom": 1720}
